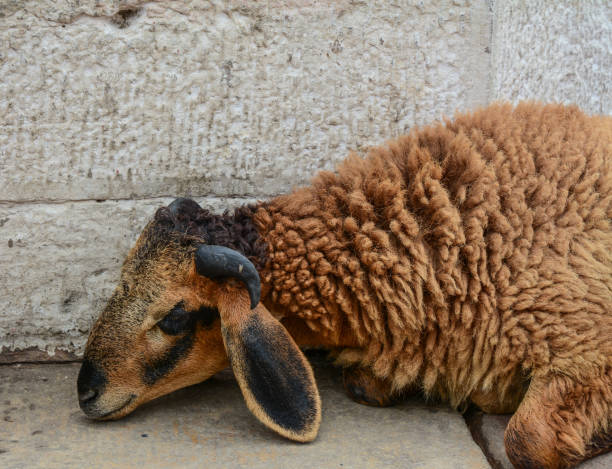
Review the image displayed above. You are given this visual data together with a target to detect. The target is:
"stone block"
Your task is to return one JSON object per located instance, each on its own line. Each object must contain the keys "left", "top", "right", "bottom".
{"left": 0, "top": 0, "right": 490, "bottom": 203}
{"left": 491, "top": 0, "right": 611, "bottom": 114}
{"left": 0, "top": 197, "right": 253, "bottom": 354}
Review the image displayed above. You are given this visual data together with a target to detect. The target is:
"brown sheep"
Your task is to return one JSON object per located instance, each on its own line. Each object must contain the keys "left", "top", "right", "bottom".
{"left": 77, "top": 102, "right": 612, "bottom": 468}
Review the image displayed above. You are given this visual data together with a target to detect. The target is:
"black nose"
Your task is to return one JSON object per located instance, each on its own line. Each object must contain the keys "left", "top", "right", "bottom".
{"left": 77, "top": 359, "right": 107, "bottom": 408}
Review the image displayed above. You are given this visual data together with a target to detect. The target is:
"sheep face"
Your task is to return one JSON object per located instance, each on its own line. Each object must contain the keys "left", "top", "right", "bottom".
{"left": 77, "top": 198, "right": 321, "bottom": 442}
{"left": 77, "top": 215, "right": 229, "bottom": 421}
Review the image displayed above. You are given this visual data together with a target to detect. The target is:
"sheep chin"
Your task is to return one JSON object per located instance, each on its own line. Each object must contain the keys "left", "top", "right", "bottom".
{"left": 93, "top": 394, "right": 138, "bottom": 421}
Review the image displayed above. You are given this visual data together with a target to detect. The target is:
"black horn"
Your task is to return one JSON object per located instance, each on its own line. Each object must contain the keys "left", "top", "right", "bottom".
{"left": 195, "top": 245, "right": 261, "bottom": 309}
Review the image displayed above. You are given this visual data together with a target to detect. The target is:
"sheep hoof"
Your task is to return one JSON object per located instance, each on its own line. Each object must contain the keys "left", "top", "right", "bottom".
{"left": 342, "top": 366, "right": 397, "bottom": 407}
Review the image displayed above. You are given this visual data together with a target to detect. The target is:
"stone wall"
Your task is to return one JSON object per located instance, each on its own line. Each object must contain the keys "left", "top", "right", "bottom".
{"left": 491, "top": 0, "right": 611, "bottom": 114}
{"left": 1, "top": 0, "right": 610, "bottom": 358}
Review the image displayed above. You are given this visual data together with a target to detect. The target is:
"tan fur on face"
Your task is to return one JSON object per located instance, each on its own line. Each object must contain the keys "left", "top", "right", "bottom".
{"left": 83, "top": 240, "right": 229, "bottom": 419}
{"left": 138, "top": 324, "right": 228, "bottom": 406}
{"left": 98, "top": 324, "right": 228, "bottom": 420}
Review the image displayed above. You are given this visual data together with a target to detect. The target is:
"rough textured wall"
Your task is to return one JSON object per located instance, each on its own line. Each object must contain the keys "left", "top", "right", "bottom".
{"left": 491, "top": 0, "right": 611, "bottom": 114}
{"left": 0, "top": 0, "right": 491, "bottom": 354}
{"left": 0, "top": 0, "right": 490, "bottom": 203}
{"left": 0, "top": 0, "right": 610, "bottom": 356}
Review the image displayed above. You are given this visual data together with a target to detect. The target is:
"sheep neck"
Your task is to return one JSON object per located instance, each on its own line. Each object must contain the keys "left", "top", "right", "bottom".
{"left": 251, "top": 187, "right": 439, "bottom": 351}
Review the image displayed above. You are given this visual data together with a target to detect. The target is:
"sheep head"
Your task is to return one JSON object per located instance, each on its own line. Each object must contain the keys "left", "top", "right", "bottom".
{"left": 77, "top": 198, "right": 321, "bottom": 442}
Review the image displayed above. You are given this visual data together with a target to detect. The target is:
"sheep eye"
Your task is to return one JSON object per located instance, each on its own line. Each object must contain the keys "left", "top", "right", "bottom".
{"left": 157, "top": 303, "right": 193, "bottom": 335}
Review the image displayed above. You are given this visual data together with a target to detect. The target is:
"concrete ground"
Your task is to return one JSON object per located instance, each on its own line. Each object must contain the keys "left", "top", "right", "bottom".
{"left": 1, "top": 357, "right": 610, "bottom": 469}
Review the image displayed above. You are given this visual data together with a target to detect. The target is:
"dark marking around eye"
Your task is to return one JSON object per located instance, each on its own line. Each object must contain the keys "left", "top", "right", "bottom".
{"left": 157, "top": 302, "right": 220, "bottom": 335}
{"left": 144, "top": 303, "right": 221, "bottom": 385}
{"left": 157, "top": 302, "right": 193, "bottom": 335}
{"left": 195, "top": 305, "right": 220, "bottom": 329}
{"left": 143, "top": 333, "right": 194, "bottom": 385}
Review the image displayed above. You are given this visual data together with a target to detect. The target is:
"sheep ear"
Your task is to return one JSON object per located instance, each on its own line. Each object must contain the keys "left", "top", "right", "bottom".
{"left": 217, "top": 290, "right": 321, "bottom": 442}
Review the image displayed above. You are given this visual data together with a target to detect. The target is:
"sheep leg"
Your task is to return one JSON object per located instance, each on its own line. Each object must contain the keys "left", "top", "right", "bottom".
{"left": 470, "top": 373, "right": 529, "bottom": 414}
{"left": 504, "top": 371, "right": 611, "bottom": 469}
{"left": 342, "top": 366, "right": 399, "bottom": 407}
{"left": 585, "top": 432, "right": 612, "bottom": 461}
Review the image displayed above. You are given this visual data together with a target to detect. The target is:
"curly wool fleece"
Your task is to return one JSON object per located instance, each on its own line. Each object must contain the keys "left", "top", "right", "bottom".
{"left": 253, "top": 102, "right": 612, "bottom": 410}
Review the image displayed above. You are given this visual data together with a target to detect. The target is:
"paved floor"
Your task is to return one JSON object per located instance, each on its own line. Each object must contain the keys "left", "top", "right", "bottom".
{"left": 0, "top": 358, "right": 610, "bottom": 468}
